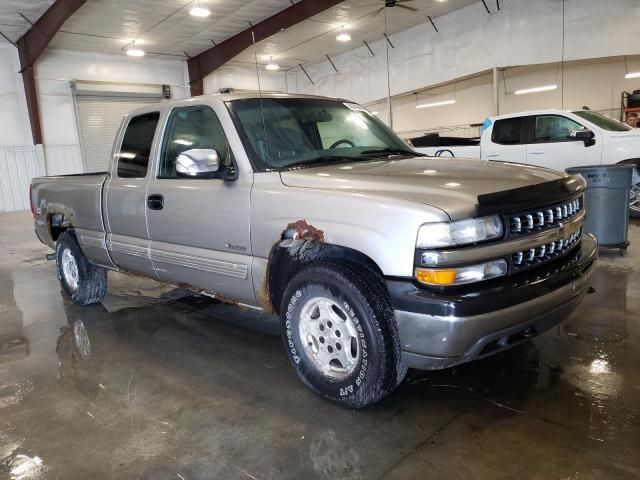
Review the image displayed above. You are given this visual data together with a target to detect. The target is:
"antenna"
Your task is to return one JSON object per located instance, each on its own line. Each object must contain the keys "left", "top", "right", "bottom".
{"left": 251, "top": 29, "right": 271, "bottom": 166}
{"left": 384, "top": 7, "right": 393, "bottom": 129}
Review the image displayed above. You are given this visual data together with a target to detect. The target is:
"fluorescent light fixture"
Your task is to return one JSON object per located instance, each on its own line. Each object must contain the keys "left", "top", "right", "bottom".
{"left": 126, "top": 47, "right": 145, "bottom": 57}
{"left": 514, "top": 84, "right": 557, "bottom": 95}
{"left": 625, "top": 72, "right": 640, "bottom": 79}
{"left": 336, "top": 32, "right": 351, "bottom": 42}
{"left": 416, "top": 99, "right": 456, "bottom": 109}
{"left": 189, "top": 6, "right": 211, "bottom": 17}
{"left": 265, "top": 62, "right": 280, "bottom": 71}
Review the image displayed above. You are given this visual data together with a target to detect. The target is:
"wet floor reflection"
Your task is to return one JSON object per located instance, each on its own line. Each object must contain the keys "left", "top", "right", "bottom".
{"left": 0, "top": 270, "right": 28, "bottom": 363}
{"left": 1, "top": 214, "right": 639, "bottom": 479}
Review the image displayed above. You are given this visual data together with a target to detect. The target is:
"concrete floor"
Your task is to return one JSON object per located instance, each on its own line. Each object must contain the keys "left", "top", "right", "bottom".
{"left": 0, "top": 211, "right": 639, "bottom": 480}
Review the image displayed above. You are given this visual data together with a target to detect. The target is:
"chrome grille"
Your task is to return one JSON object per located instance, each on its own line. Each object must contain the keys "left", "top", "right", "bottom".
{"left": 512, "top": 228, "right": 582, "bottom": 269}
{"left": 508, "top": 197, "right": 581, "bottom": 235}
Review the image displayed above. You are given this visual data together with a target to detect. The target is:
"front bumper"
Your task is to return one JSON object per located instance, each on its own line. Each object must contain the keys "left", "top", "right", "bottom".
{"left": 387, "top": 233, "right": 598, "bottom": 370}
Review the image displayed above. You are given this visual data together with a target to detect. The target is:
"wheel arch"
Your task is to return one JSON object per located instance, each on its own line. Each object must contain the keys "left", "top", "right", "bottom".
{"left": 48, "top": 212, "right": 74, "bottom": 242}
{"left": 266, "top": 240, "right": 386, "bottom": 316}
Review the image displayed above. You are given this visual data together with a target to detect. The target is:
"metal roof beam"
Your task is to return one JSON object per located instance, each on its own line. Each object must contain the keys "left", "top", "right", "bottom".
{"left": 187, "top": 0, "right": 343, "bottom": 96}
{"left": 16, "top": 0, "right": 86, "bottom": 145}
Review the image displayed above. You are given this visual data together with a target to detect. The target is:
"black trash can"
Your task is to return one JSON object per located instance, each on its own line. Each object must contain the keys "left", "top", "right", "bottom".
{"left": 566, "top": 164, "right": 634, "bottom": 251}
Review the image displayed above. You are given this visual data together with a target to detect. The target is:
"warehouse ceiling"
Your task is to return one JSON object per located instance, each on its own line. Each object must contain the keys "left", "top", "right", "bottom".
{"left": 230, "top": 0, "right": 480, "bottom": 69}
{"left": 1, "top": 0, "right": 482, "bottom": 67}
{"left": 0, "top": 0, "right": 56, "bottom": 44}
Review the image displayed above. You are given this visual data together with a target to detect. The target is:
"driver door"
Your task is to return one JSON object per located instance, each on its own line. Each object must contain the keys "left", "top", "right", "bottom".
{"left": 526, "top": 114, "right": 601, "bottom": 170}
{"left": 146, "top": 104, "right": 255, "bottom": 305}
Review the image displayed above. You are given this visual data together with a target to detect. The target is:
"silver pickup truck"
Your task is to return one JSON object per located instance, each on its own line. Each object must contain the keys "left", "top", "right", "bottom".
{"left": 31, "top": 93, "right": 597, "bottom": 408}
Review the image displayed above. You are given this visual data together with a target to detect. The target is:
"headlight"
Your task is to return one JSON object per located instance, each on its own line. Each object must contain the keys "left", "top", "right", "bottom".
{"left": 415, "top": 259, "right": 508, "bottom": 286}
{"left": 416, "top": 216, "right": 503, "bottom": 248}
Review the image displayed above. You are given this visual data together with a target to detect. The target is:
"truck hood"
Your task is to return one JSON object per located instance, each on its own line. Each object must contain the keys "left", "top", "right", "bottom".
{"left": 603, "top": 129, "right": 640, "bottom": 140}
{"left": 279, "top": 157, "right": 565, "bottom": 220}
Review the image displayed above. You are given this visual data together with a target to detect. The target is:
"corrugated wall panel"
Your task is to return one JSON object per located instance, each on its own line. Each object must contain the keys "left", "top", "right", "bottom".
{"left": 0, "top": 146, "right": 45, "bottom": 213}
{"left": 44, "top": 144, "right": 84, "bottom": 176}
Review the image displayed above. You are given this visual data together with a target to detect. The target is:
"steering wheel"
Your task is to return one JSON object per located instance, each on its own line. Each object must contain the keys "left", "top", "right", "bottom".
{"left": 330, "top": 139, "right": 355, "bottom": 149}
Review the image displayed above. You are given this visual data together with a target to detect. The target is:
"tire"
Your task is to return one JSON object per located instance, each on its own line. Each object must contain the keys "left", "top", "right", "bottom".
{"left": 280, "top": 263, "right": 406, "bottom": 409}
{"left": 55, "top": 231, "right": 107, "bottom": 305}
{"left": 617, "top": 160, "right": 640, "bottom": 217}
{"left": 630, "top": 182, "right": 640, "bottom": 218}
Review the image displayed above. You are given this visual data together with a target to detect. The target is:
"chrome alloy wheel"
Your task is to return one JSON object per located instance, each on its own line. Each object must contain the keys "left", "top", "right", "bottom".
{"left": 630, "top": 183, "right": 640, "bottom": 214}
{"left": 298, "top": 297, "right": 361, "bottom": 380}
{"left": 61, "top": 248, "right": 79, "bottom": 292}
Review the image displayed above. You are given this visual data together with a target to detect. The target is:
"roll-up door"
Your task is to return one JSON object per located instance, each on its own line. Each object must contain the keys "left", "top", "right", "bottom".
{"left": 74, "top": 87, "right": 163, "bottom": 173}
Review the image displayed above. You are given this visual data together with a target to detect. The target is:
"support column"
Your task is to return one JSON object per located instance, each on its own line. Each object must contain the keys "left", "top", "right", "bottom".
{"left": 493, "top": 66, "right": 500, "bottom": 116}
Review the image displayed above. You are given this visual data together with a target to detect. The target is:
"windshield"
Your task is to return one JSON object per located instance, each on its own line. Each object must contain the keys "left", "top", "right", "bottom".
{"left": 572, "top": 111, "right": 631, "bottom": 132}
{"left": 227, "top": 97, "right": 417, "bottom": 170}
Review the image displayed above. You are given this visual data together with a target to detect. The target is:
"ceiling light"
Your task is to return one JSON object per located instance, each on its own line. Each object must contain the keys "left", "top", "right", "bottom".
{"left": 265, "top": 63, "right": 280, "bottom": 71}
{"left": 189, "top": 5, "right": 211, "bottom": 17}
{"left": 336, "top": 32, "right": 351, "bottom": 42}
{"left": 514, "top": 84, "right": 557, "bottom": 95}
{"left": 416, "top": 99, "right": 456, "bottom": 109}
{"left": 126, "top": 47, "right": 145, "bottom": 57}
{"left": 370, "top": 111, "right": 379, "bottom": 115}
{"left": 625, "top": 72, "right": 640, "bottom": 79}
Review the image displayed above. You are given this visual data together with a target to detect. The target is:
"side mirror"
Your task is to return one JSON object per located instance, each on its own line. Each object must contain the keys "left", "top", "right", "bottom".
{"left": 570, "top": 128, "right": 596, "bottom": 147}
{"left": 175, "top": 149, "right": 221, "bottom": 178}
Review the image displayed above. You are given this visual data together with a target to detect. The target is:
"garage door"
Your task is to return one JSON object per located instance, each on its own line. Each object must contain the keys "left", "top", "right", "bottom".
{"left": 75, "top": 95, "right": 161, "bottom": 173}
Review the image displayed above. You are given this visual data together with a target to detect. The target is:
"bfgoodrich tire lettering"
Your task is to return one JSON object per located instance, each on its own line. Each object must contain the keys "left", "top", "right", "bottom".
{"left": 55, "top": 231, "right": 107, "bottom": 305}
{"left": 281, "top": 263, "right": 406, "bottom": 409}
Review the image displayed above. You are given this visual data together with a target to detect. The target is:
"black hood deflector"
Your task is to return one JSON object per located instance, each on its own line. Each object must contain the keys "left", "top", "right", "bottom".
{"left": 477, "top": 176, "right": 586, "bottom": 216}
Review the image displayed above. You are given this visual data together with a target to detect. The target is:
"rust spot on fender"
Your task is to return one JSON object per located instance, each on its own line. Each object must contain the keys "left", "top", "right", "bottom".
{"left": 285, "top": 220, "right": 325, "bottom": 242}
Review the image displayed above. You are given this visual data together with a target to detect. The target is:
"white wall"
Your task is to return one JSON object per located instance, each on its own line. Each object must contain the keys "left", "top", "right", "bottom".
{"left": 0, "top": 47, "right": 187, "bottom": 212}
{"left": 366, "top": 58, "right": 640, "bottom": 138}
{"left": 0, "top": 45, "right": 43, "bottom": 212}
{"left": 36, "top": 49, "right": 189, "bottom": 145}
{"left": 0, "top": 45, "right": 32, "bottom": 146}
{"left": 203, "top": 63, "right": 287, "bottom": 93}
{"left": 287, "top": 0, "right": 640, "bottom": 105}
{"left": 36, "top": 49, "right": 189, "bottom": 175}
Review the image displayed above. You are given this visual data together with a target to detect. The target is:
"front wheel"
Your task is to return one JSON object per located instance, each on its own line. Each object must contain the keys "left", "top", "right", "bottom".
{"left": 56, "top": 231, "right": 107, "bottom": 305}
{"left": 630, "top": 183, "right": 640, "bottom": 218}
{"left": 280, "top": 263, "right": 406, "bottom": 409}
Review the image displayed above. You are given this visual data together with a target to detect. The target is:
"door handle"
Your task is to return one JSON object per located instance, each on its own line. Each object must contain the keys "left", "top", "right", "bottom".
{"left": 486, "top": 153, "right": 500, "bottom": 158}
{"left": 529, "top": 151, "right": 545, "bottom": 155}
{"left": 147, "top": 194, "right": 164, "bottom": 210}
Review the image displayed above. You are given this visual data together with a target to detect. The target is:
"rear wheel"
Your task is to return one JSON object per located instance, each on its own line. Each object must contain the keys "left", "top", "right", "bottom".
{"left": 56, "top": 231, "right": 107, "bottom": 305}
{"left": 280, "top": 263, "right": 406, "bottom": 409}
{"left": 630, "top": 183, "right": 640, "bottom": 217}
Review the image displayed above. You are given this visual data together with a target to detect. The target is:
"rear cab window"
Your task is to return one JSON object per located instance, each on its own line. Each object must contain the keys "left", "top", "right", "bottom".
{"left": 491, "top": 117, "right": 524, "bottom": 145}
{"left": 117, "top": 112, "right": 160, "bottom": 178}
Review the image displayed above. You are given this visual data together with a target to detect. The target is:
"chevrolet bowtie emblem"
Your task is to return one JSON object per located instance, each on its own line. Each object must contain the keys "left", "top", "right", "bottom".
{"left": 558, "top": 222, "right": 565, "bottom": 239}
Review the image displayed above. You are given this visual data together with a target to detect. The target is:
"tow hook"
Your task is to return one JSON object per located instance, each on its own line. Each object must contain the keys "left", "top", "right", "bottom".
{"left": 46, "top": 253, "right": 56, "bottom": 261}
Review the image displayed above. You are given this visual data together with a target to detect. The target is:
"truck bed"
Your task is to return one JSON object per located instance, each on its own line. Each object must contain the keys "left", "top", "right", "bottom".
{"left": 31, "top": 173, "right": 108, "bottom": 250}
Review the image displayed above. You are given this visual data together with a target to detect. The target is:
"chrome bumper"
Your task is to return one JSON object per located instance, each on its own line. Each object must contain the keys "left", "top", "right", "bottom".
{"left": 391, "top": 233, "right": 598, "bottom": 370}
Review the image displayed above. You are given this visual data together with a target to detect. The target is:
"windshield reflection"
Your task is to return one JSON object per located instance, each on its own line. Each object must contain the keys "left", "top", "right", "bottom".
{"left": 227, "top": 98, "right": 416, "bottom": 171}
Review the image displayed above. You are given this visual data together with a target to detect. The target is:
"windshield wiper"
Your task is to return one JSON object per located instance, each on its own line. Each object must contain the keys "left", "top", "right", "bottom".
{"left": 359, "top": 147, "right": 424, "bottom": 157}
{"left": 284, "top": 155, "right": 364, "bottom": 169}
